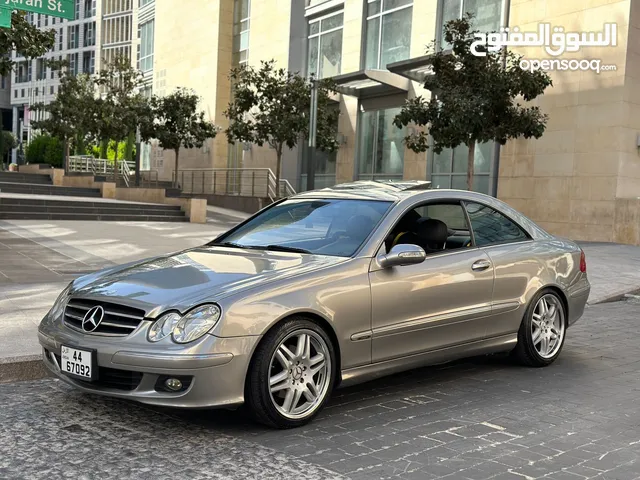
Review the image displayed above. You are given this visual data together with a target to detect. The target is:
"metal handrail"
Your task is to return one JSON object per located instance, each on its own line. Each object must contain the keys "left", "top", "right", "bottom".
{"left": 140, "top": 169, "right": 159, "bottom": 188}
{"left": 173, "top": 167, "right": 297, "bottom": 201}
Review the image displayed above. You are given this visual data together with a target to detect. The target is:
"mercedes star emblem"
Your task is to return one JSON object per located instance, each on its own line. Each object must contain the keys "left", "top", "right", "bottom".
{"left": 82, "top": 305, "right": 105, "bottom": 332}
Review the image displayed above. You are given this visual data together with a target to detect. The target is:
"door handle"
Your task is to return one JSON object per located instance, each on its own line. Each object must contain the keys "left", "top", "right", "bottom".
{"left": 471, "top": 259, "right": 491, "bottom": 271}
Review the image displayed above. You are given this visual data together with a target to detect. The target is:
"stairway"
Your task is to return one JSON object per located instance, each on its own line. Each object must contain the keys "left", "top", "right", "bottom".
{"left": 0, "top": 197, "right": 188, "bottom": 221}
{"left": 0, "top": 171, "right": 188, "bottom": 222}
{"left": 0, "top": 171, "right": 102, "bottom": 197}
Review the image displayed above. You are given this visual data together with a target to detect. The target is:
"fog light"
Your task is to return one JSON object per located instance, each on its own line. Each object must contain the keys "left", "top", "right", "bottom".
{"left": 164, "top": 378, "right": 183, "bottom": 391}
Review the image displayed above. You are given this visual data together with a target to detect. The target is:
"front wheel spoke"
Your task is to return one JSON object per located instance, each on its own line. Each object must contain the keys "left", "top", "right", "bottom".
{"left": 290, "top": 389, "right": 304, "bottom": 413}
{"left": 310, "top": 360, "right": 326, "bottom": 377}
{"left": 281, "top": 388, "right": 295, "bottom": 413}
{"left": 303, "top": 382, "right": 318, "bottom": 403}
{"left": 547, "top": 304, "right": 557, "bottom": 319}
{"left": 540, "top": 299, "right": 549, "bottom": 315}
{"left": 295, "top": 333, "right": 308, "bottom": 358}
{"left": 277, "top": 345, "right": 296, "bottom": 368}
{"left": 270, "top": 371, "right": 289, "bottom": 392}
{"left": 532, "top": 328, "right": 542, "bottom": 345}
{"left": 309, "top": 353, "right": 324, "bottom": 367}
{"left": 540, "top": 335, "right": 549, "bottom": 355}
{"left": 532, "top": 314, "right": 543, "bottom": 327}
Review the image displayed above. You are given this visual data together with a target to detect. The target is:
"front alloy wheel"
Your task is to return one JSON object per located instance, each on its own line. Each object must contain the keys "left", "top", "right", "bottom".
{"left": 515, "top": 289, "right": 567, "bottom": 367}
{"left": 246, "top": 317, "right": 335, "bottom": 428}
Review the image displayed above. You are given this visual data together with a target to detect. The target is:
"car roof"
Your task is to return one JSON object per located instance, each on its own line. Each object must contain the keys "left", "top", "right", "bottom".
{"left": 291, "top": 180, "right": 434, "bottom": 202}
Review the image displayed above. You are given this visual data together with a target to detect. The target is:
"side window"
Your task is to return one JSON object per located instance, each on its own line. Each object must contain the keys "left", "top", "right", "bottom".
{"left": 464, "top": 202, "right": 529, "bottom": 247}
{"left": 383, "top": 202, "right": 472, "bottom": 254}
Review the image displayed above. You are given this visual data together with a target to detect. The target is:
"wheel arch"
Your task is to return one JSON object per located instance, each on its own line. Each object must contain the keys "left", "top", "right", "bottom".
{"left": 245, "top": 310, "right": 343, "bottom": 390}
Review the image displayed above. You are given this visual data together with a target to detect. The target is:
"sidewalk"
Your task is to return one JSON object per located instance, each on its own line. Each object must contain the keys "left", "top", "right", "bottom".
{"left": 1, "top": 219, "right": 638, "bottom": 381}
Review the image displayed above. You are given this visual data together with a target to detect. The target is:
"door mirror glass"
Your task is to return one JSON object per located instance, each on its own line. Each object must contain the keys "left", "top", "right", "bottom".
{"left": 378, "top": 244, "right": 426, "bottom": 268}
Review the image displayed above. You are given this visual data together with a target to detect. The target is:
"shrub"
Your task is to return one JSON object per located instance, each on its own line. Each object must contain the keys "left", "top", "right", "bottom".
{"left": 26, "top": 135, "right": 65, "bottom": 168}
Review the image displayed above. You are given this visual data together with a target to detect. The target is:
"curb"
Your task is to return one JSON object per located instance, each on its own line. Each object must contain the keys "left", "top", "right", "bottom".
{"left": 0, "top": 355, "right": 53, "bottom": 384}
{"left": 588, "top": 287, "right": 640, "bottom": 305}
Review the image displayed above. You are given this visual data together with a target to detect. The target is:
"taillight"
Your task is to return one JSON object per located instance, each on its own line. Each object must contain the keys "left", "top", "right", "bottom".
{"left": 579, "top": 249, "right": 586, "bottom": 273}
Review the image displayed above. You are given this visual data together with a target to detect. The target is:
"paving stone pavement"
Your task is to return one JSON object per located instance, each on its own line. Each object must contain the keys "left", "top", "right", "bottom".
{"left": 1, "top": 301, "right": 639, "bottom": 479}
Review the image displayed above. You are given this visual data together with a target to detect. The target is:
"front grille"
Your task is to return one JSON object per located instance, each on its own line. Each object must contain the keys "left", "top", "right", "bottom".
{"left": 63, "top": 299, "right": 146, "bottom": 337}
{"left": 53, "top": 353, "right": 143, "bottom": 391}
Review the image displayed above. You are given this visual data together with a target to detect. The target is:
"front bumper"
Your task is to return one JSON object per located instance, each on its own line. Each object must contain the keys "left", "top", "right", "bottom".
{"left": 38, "top": 320, "right": 261, "bottom": 409}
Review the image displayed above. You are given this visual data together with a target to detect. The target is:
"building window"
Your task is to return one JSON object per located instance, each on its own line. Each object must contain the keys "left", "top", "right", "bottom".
{"left": 232, "top": 0, "right": 250, "bottom": 65}
{"left": 84, "top": 21, "right": 95, "bottom": 46}
{"left": 140, "top": 0, "right": 153, "bottom": 6}
{"left": 358, "top": 107, "right": 406, "bottom": 180}
{"left": 440, "top": 0, "right": 503, "bottom": 47}
{"left": 307, "top": 10, "right": 343, "bottom": 79}
{"left": 364, "top": 0, "right": 413, "bottom": 69}
{"left": 139, "top": 20, "right": 154, "bottom": 72}
{"left": 50, "top": 86, "right": 55, "bottom": 95}
{"left": 68, "top": 24, "right": 79, "bottom": 49}
{"left": 58, "top": 28, "right": 63, "bottom": 51}
{"left": 75, "top": 0, "right": 80, "bottom": 20}
{"left": 430, "top": 142, "right": 494, "bottom": 194}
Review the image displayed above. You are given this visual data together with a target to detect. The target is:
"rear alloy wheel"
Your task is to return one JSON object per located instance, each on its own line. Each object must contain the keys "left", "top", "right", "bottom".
{"left": 514, "top": 290, "right": 567, "bottom": 367}
{"left": 246, "top": 317, "right": 335, "bottom": 428}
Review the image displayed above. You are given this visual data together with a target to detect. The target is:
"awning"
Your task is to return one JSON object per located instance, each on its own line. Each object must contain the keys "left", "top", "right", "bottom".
{"left": 386, "top": 55, "right": 434, "bottom": 83}
{"left": 330, "top": 69, "right": 410, "bottom": 98}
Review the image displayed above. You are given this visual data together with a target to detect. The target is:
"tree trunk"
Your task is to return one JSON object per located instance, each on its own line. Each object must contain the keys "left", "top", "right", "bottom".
{"left": 63, "top": 139, "right": 70, "bottom": 175}
{"left": 174, "top": 148, "right": 180, "bottom": 188}
{"left": 275, "top": 146, "right": 282, "bottom": 198}
{"left": 466, "top": 140, "right": 475, "bottom": 191}
{"left": 125, "top": 131, "right": 135, "bottom": 162}
{"left": 100, "top": 139, "right": 108, "bottom": 159}
{"left": 113, "top": 141, "right": 119, "bottom": 183}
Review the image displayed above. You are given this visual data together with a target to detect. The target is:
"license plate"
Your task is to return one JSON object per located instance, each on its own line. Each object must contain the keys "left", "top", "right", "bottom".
{"left": 61, "top": 346, "right": 95, "bottom": 381}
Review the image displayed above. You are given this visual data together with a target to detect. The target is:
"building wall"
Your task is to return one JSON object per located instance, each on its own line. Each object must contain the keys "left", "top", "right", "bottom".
{"left": 152, "top": 0, "right": 234, "bottom": 180}
{"left": 499, "top": 0, "right": 636, "bottom": 243}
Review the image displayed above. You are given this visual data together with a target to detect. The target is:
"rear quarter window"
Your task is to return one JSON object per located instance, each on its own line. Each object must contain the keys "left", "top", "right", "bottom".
{"left": 464, "top": 202, "right": 530, "bottom": 246}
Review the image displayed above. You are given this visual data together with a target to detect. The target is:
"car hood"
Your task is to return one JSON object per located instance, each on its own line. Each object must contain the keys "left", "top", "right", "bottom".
{"left": 70, "top": 246, "right": 347, "bottom": 316}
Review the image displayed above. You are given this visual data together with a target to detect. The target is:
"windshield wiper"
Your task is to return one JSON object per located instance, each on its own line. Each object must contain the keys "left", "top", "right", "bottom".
{"left": 211, "top": 241, "right": 254, "bottom": 249}
{"left": 264, "top": 245, "right": 311, "bottom": 254}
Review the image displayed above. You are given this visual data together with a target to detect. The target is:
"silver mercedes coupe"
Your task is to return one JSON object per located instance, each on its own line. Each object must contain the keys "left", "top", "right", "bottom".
{"left": 38, "top": 181, "right": 590, "bottom": 428}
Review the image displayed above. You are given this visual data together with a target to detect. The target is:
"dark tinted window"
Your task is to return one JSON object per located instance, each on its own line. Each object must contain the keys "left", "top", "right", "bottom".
{"left": 464, "top": 202, "right": 529, "bottom": 246}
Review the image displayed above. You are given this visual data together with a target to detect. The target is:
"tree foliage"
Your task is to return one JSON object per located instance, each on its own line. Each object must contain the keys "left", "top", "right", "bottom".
{"left": 31, "top": 68, "right": 97, "bottom": 172}
{"left": 224, "top": 60, "right": 340, "bottom": 195}
{"left": 25, "top": 134, "right": 64, "bottom": 167}
{"left": 93, "top": 55, "right": 152, "bottom": 161}
{"left": 393, "top": 14, "right": 552, "bottom": 190}
{"left": 0, "top": 11, "right": 55, "bottom": 75}
{"left": 141, "top": 88, "right": 218, "bottom": 187}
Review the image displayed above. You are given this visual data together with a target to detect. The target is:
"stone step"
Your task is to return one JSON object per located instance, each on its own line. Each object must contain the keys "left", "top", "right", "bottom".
{"left": 0, "top": 212, "right": 189, "bottom": 222}
{"left": 0, "top": 172, "right": 52, "bottom": 185}
{"left": 0, "top": 205, "right": 187, "bottom": 216}
{"left": 0, "top": 197, "right": 182, "bottom": 211}
{"left": 0, "top": 182, "right": 101, "bottom": 197}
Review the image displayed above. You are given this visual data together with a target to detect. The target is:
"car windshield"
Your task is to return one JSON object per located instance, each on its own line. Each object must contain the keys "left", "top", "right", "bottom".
{"left": 214, "top": 198, "right": 393, "bottom": 257}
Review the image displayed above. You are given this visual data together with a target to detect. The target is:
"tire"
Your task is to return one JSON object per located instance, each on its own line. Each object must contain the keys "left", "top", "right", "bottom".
{"left": 514, "top": 289, "right": 567, "bottom": 367}
{"left": 246, "top": 316, "right": 336, "bottom": 428}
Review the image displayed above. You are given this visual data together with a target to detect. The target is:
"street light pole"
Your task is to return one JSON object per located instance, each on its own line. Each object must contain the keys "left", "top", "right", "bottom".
{"left": 307, "top": 78, "right": 318, "bottom": 191}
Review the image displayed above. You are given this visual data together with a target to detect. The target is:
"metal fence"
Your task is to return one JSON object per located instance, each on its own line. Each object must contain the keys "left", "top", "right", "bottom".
{"left": 174, "top": 168, "right": 296, "bottom": 200}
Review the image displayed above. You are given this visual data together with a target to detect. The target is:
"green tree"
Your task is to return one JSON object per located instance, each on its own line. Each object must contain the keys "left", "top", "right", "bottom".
{"left": 26, "top": 135, "right": 64, "bottom": 167}
{"left": 224, "top": 60, "right": 340, "bottom": 195}
{"left": 31, "top": 70, "right": 97, "bottom": 173}
{"left": 0, "top": 131, "right": 18, "bottom": 164}
{"left": 141, "top": 88, "right": 218, "bottom": 187}
{"left": 0, "top": 11, "right": 55, "bottom": 75}
{"left": 393, "top": 14, "right": 552, "bottom": 190}
{"left": 93, "top": 55, "right": 151, "bottom": 164}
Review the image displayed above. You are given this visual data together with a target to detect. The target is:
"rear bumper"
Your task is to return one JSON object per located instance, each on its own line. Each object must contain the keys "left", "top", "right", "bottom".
{"left": 567, "top": 275, "right": 590, "bottom": 327}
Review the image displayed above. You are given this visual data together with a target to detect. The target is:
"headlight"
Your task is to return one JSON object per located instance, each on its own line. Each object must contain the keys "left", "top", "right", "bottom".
{"left": 171, "top": 304, "right": 221, "bottom": 344}
{"left": 147, "top": 312, "right": 181, "bottom": 342}
{"left": 49, "top": 284, "right": 72, "bottom": 320}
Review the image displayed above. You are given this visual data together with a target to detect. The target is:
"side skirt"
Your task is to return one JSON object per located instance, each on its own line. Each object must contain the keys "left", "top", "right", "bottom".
{"left": 338, "top": 334, "right": 517, "bottom": 388}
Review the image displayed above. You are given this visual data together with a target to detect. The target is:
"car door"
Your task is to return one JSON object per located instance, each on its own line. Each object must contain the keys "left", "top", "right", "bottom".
{"left": 463, "top": 201, "right": 536, "bottom": 339}
{"left": 369, "top": 201, "right": 495, "bottom": 363}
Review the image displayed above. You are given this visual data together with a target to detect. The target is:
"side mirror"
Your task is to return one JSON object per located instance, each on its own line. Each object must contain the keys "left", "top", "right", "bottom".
{"left": 378, "top": 244, "right": 426, "bottom": 268}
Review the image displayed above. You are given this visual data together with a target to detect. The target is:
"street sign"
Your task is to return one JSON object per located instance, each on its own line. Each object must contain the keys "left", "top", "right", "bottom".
{"left": 0, "top": 7, "right": 11, "bottom": 27}
{"left": 3, "top": 0, "right": 75, "bottom": 20}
